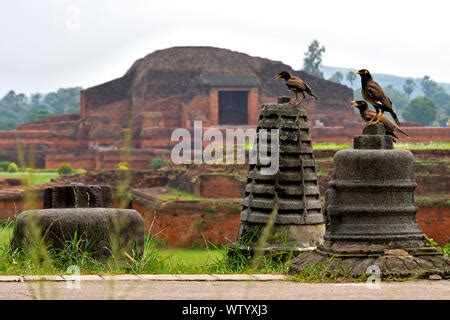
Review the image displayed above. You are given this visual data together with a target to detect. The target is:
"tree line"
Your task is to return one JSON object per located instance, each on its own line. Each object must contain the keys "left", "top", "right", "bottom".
{"left": 0, "top": 87, "right": 82, "bottom": 130}
{"left": 303, "top": 40, "right": 449, "bottom": 126}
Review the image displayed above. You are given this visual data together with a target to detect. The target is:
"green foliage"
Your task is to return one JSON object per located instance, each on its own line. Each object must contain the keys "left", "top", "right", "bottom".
{"left": 328, "top": 71, "right": 344, "bottom": 84}
{"left": 0, "top": 161, "right": 11, "bottom": 172}
{"left": 384, "top": 85, "right": 409, "bottom": 110}
{"left": 0, "top": 87, "right": 81, "bottom": 129}
{"left": 57, "top": 163, "right": 74, "bottom": 175}
{"left": 421, "top": 76, "right": 442, "bottom": 98}
{"left": 402, "top": 97, "right": 437, "bottom": 125}
{"left": 149, "top": 157, "right": 168, "bottom": 169}
{"left": 27, "top": 108, "right": 53, "bottom": 122}
{"left": 7, "top": 162, "right": 18, "bottom": 173}
{"left": 303, "top": 40, "right": 325, "bottom": 78}
{"left": 403, "top": 78, "right": 416, "bottom": 99}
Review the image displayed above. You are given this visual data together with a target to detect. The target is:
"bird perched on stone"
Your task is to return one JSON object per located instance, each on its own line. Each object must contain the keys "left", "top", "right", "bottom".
{"left": 355, "top": 69, "right": 400, "bottom": 125}
{"left": 351, "top": 100, "right": 409, "bottom": 142}
{"left": 274, "top": 71, "right": 319, "bottom": 104}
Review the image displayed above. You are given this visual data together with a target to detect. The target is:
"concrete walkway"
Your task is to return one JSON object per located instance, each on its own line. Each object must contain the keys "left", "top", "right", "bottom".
{"left": 0, "top": 275, "right": 449, "bottom": 300}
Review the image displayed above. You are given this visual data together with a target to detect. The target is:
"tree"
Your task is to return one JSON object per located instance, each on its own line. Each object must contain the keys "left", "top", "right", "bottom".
{"left": 30, "top": 93, "right": 43, "bottom": 109}
{"left": 346, "top": 71, "right": 356, "bottom": 88}
{"left": 384, "top": 85, "right": 409, "bottom": 110}
{"left": 402, "top": 78, "right": 415, "bottom": 99}
{"left": 402, "top": 97, "right": 437, "bottom": 126}
{"left": 303, "top": 40, "right": 325, "bottom": 78}
{"left": 27, "top": 108, "right": 53, "bottom": 122}
{"left": 328, "top": 71, "right": 343, "bottom": 84}
{"left": 421, "top": 76, "right": 440, "bottom": 98}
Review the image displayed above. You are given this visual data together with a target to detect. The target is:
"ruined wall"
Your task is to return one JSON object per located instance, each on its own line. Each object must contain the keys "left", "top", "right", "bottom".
{"left": 417, "top": 206, "right": 450, "bottom": 244}
{"left": 132, "top": 198, "right": 241, "bottom": 247}
{"left": 80, "top": 74, "right": 133, "bottom": 147}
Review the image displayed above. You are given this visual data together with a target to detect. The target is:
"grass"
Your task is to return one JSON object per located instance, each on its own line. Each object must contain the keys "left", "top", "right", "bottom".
{"left": 0, "top": 221, "right": 448, "bottom": 277}
{"left": 158, "top": 188, "right": 205, "bottom": 202}
{"left": 0, "top": 223, "right": 286, "bottom": 275}
{"left": 394, "top": 142, "right": 450, "bottom": 150}
{"left": 310, "top": 142, "right": 450, "bottom": 151}
{"left": 0, "top": 169, "right": 85, "bottom": 186}
{"left": 312, "top": 143, "right": 351, "bottom": 150}
{"left": 416, "top": 194, "right": 450, "bottom": 206}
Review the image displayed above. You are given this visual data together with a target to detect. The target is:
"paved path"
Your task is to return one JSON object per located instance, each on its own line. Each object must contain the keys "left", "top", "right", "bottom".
{"left": 0, "top": 275, "right": 449, "bottom": 300}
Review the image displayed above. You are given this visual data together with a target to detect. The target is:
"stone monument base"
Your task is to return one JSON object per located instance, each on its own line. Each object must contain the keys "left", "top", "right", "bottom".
{"left": 290, "top": 242, "right": 450, "bottom": 278}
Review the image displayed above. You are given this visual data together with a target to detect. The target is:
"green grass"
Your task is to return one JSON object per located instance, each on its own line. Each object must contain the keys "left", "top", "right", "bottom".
{"left": 394, "top": 142, "right": 450, "bottom": 150}
{"left": 0, "top": 225, "right": 12, "bottom": 245}
{"left": 0, "top": 224, "right": 286, "bottom": 275}
{"left": 0, "top": 169, "right": 85, "bottom": 186}
{"left": 158, "top": 188, "right": 205, "bottom": 202}
{"left": 161, "top": 249, "right": 223, "bottom": 268}
{"left": 312, "top": 143, "right": 351, "bottom": 150}
{"left": 0, "top": 172, "right": 59, "bottom": 185}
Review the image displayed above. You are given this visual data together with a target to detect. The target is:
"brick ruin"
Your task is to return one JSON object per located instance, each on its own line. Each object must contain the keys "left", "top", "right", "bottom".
{"left": 0, "top": 46, "right": 358, "bottom": 169}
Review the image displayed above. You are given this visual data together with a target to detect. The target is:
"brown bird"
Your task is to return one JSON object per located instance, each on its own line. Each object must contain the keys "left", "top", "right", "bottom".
{"left": 355, "top": 69, "right": 400, "bottom": 125}
{"left": 351, "top": 100, "right": 409, "bottom": 142}
{"left": 274, "top": 71, "right": 319, "bottom": 104}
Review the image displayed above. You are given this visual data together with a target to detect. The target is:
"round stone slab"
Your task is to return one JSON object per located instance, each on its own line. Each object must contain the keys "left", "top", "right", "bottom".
{"left": 11, "top": 208, "right": 144, "bottom": 259}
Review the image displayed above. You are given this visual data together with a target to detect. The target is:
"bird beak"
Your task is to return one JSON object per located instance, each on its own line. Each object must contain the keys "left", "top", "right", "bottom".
{"left": 274, "top": 74, "right": 281, "bottom": 80}
{"left": 350, "top": 101, "right": 358, "bottom": 108}
{"left": 354, "top": 70, "right": 360, "bottom": 74}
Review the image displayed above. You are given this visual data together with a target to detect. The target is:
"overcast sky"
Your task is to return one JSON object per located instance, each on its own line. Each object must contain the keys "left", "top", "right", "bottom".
{"left": 1, "top": 0, "right": 449, "bottom": 96}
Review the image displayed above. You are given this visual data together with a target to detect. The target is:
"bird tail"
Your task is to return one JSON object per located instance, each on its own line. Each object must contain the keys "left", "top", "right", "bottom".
{"left": 391, "top": 132, "right": 399, "bottom": 143}
{"left": 396, "top": 126, "right": 410, "bottom": 138}
{"left": 390, "top": 111, "right": 400, "bottom": 125}
{"left": 308, "top": 91, "right": 319, "bottom": 100}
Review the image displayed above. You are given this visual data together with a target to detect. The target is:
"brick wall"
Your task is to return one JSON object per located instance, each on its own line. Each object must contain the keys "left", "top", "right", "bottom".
{"left": 416, "top": 206, "right": 450, "bottom": 244}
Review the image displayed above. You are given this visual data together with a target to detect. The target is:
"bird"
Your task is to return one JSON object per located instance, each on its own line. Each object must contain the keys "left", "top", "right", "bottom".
{"left": 355, "top": 69, "right": 400, "bottom": 125}
{"left": 274, "top": 71, "right": 319, "bottom": 104}
{"left": 351, "top": 100, "right": 409, "bottom": 142}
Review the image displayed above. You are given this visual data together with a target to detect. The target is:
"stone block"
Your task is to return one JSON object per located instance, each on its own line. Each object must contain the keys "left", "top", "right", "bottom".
{"left": 43, "top": 185, "right": 112, "bottom": 209}
{"left": 11, "top": 208, "right": 144, "bottom": 259}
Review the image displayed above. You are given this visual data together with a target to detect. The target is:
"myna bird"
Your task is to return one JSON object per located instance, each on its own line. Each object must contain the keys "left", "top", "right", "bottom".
{"left": 351, "top": 100, "right": 409, "bottom": 142}
{"left": 274, "top": 71, "right": 319, "bottom": 104}
{"left": 355, "top": 69, "right": 400, "bottom": 125}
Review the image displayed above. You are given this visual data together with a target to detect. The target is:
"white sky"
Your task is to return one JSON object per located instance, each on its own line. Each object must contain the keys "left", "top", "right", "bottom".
{"left": 1, "top": 0, "right": 449, "bottom": 95}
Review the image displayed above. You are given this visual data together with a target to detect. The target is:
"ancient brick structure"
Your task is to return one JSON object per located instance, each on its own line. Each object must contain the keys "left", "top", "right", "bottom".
{"left": 0, "top": 46, "right": 359, "bottom": 169}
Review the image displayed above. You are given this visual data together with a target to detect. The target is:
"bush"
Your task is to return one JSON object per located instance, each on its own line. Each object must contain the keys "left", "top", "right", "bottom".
{"left": 149, "top": 157, "right": 167, "bottom": 169}
{"left": 58, "top": 163, "right": 74, "bottom": 175}
{"left": 7, "top": 162, "right": 18, "bottom": 173}
{"left": 0, "top": 161, "right": 11, "bottom": 172}
{"left": 116, "top": 162, "right": 129, "bottom": 170}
